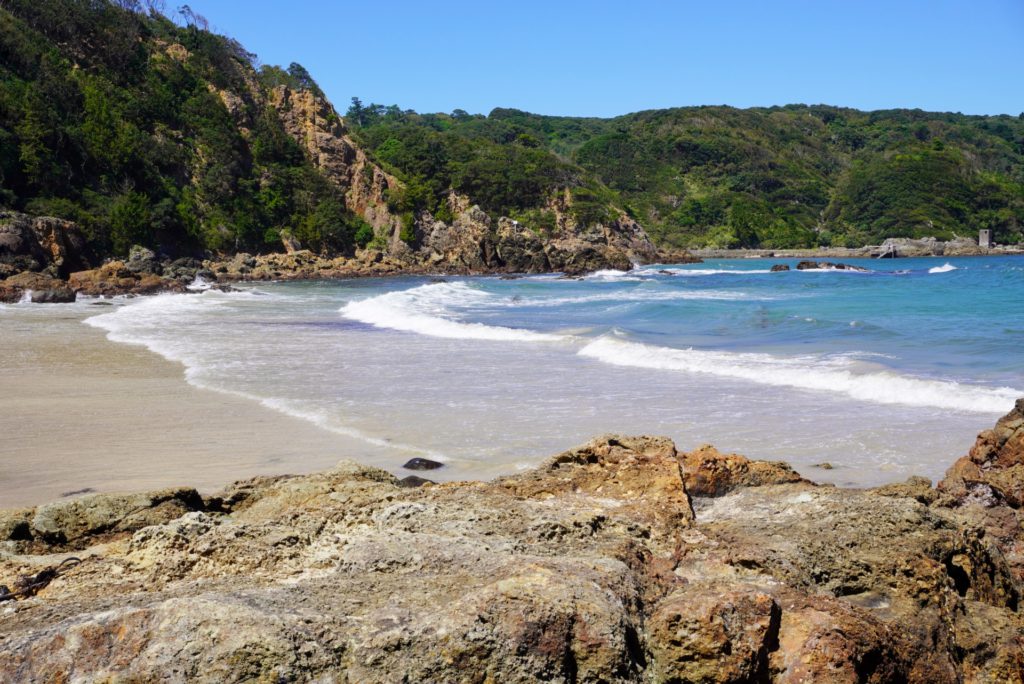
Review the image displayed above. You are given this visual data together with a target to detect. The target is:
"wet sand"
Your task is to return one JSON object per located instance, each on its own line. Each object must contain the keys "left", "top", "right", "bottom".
{"left": 0, "top": 305, "right": 393, "bottom": 508}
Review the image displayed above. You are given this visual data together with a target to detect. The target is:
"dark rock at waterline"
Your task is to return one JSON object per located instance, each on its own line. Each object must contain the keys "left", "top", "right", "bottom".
{"left": 397, "top": 475, "right": 436, "bottom": 488}
{"left": 30, "top": 287, "right": 76, "bottom": 303}
{"left": 658, "top": 269, "right": 675, "bottom": 275}
{"left": 770, "top": 264, "right": 790, "bottom": 272}
{"left": 126, "top": 245, "right": 161, "bottom": 275}
{"left": 795, "top": 260, "right": 868, "bottom": 272}
{"left": 402, "top": 458, "right": 444, "bottom": 471}
{"left": 499, "top": 274, "right": 522, "bottom": 280}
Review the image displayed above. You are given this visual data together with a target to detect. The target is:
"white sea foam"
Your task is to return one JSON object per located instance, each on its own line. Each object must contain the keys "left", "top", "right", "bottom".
{"left": 187, "top": 274, "right": 214, "bottom": 291}
{"left": 929, "top": 263, "right": 958, "bottom": 274}
{"left": 519, "top": 289, "right": 775, "bottom": 307}
{"left": 18, "top": 290, "right": 32, "bottom": 304}
{"left": 633, "top": 267, "right": 774, "bottom": 277}
{"left": 84, "top": 290, "right": 449, "bottom": 459}
{"left": 580, "top": 269, "right": 644, "bottom": 282}
{"left": 340, "top": 282, "right": 565, "bottom": 342}
{"left": 578, "top": 336, "right": 1019, "bottom": 414}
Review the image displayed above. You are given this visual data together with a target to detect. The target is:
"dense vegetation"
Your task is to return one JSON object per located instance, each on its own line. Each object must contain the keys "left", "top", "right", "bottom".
{"left": 2, "top": 0, "right": 1022, "bottom": 258}
{"left": 351, "top": 104, "right": 1024, "bottom": 249}
{"left": 0, "top": 0, "right": 367, "bottom": 257}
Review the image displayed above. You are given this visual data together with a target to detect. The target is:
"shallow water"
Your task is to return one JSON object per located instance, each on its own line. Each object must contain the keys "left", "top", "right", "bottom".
{"left": 7, "top": 256, "right": 1023, "bottom": 489}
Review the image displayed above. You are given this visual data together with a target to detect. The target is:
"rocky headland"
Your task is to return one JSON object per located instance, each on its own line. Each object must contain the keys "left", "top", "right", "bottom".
{"left": 0, "top": 75, "right": 698, "bottom": 303}
{"left": 693, "top": 236, "right": 1024, "bottom": 260}
{"left": 1, "top": 402, "right": 1023, "bottom": 682}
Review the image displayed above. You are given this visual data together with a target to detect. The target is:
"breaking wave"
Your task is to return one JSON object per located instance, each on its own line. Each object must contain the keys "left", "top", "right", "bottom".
{"left": 340, "top": 282, "right": 566, "bottom": 342}
{"left": 578, "top": 336, "right": 1019, "bottom": 414}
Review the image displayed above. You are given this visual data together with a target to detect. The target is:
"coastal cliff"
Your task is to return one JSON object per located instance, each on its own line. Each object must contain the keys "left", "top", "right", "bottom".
{"left": 2, "top": 405, "right": 1023, "bottom": 682}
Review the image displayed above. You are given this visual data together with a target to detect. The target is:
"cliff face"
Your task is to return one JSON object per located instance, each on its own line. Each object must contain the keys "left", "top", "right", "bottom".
{"left": 2, "top": 411, "right": 1023, "bottom": 681}
{"left": 268, "top": 86, "right": 404, "bottom": 241}
{"left": 265, "top": 87, "right": 688, "bottom": 274}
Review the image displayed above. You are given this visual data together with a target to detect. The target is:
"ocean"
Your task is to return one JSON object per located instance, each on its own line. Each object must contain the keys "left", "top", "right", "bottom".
{"left": 18, "top": 256, "right": 1024, "bottom": 488}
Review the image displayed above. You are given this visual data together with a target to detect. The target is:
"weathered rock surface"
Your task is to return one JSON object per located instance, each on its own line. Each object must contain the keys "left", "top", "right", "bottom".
{"left": 0, "top": 211, "right": 92, "bottom": 279}
{"left": 68, "top": 260, "right": 187, "bottom": 297}
{"left": 938, "top": 398, "right": 1024, "bottom": 588}
{"left": 2, "top": 414, "right": 1023, "bottom": 682}
{"left": 0, "top": 272, "right": 75, "bottom": 304}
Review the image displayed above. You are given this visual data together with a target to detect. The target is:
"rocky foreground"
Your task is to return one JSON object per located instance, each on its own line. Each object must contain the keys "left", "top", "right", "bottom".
{"left": 1, "top": 404, "right": 1023, "bottom": 682}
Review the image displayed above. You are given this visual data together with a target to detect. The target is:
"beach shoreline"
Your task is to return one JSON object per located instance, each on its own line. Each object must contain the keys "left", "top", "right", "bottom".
{"left": 0, "top": 305, "right": 399, "bottom": 508}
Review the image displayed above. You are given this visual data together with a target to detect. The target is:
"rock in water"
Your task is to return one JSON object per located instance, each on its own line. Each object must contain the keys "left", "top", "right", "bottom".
{"left": 401, "top": 457, "right": 443, "bottom": 471}
{"left": 770, "top": 263, "right": 790, "bottom": 272}
{"left": 796, "top": 260, "right": 868, "bottom": 271}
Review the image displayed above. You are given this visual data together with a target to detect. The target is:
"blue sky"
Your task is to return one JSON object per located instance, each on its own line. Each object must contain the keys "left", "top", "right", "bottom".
{"left": 185, "top": 0, "right": 1023, "bottom": 118}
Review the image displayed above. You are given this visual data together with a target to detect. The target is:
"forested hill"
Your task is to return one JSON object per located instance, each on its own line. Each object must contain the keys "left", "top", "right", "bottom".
{"left": 0, "top": 0, "right": 417, "bottom": 262}
{"left": 1, "top": 0, "right": 1023, "bottom": 263}
{"left": 349, "top": 104, "right": 1024, "bottom": 249}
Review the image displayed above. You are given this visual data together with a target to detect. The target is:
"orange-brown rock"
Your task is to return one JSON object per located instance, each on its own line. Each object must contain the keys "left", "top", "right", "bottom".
{"left": 682, "top": 443, "right": 806, "bottom": 496}
{"left": 940, "top": 398, "right": 1024, "bottom": 507}
{"left": 68, "top": 261, "right": 186, "bottom": 297}
{"left": 1, "top": 420, "right": 1022, "bottom": 682}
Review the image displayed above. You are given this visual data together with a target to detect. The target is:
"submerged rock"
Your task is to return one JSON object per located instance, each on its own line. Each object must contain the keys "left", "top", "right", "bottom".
{"left": 401, "top": 457, "right": 444, "bottom": 471}
{"left": 1, "top": 408, "right": 1023, "bottom": 681}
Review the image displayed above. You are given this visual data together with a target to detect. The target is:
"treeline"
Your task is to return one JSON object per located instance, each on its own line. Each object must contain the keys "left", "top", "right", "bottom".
{"left": 0, "top": 0, "right": 367, "bottom": 258}
{"left": 2, "top": 0, "right": 1022, "bottom": 259}
{"left": 350, "top": 103, "right": 1024, "bottom": 248}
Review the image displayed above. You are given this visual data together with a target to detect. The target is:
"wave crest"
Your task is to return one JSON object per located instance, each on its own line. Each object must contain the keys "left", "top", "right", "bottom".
{"left": 578, "top": 336, "right": 1018, "bottom": 414}
{"left": 340, "top": 282, "right": 565, "bottom": 342}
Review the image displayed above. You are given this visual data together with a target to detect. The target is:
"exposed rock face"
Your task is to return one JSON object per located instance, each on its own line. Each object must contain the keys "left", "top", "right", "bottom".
{"left": 0, "top": 272, "right": 75, "bottom": 304}
{"left": 68, "top": 261, "right": 187, "bottom": 297}
{"left": 938, "top": 398, "right": 1024, "bottom": 588}
{"left": 2, "top": 413, "right": 1022, "bottom": 682}
{"left": 0, "top": 211, "right": 92, "bottom": 279}
{"left": 268, "top": 86, "right": 404, "bottom": 241}
{"left": 265, "top": 88, "right": 696, "bottom": 275}
{"left": 682, "top": 444, "right": 806, "bottom": 496}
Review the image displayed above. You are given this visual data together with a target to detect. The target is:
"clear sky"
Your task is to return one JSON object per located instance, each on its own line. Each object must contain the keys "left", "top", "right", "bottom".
{"left": 183, "top": 0, "right": 1023, "bottom": 118}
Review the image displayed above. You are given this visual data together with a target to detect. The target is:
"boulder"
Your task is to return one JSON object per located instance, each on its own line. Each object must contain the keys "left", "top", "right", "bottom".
{"left": 0, "top": 272, "right": 75, "bottom": 303}
{"left": 29, "top": 488, "right": 205, "bottom": 545}
{"left": 401, "top": 458, "right": 443, "bottom": 471}
{"left": 69, "top": 261, "right": 186, "bottom": 297}
{"left": 125, "top": 245, "right": 160, "bottom": 275}
{"left": 770, "top": 263, "right": 791, "bottom": 272}
{"left": 0, "top": 210, "right": 92, "bottom": 278}
{"left": 682, "top": 444, "right": 806, "bottom": 496}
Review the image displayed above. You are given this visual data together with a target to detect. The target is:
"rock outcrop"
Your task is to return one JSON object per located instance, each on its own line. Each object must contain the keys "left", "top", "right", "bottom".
{"left": 0, "top": 211, "right": 92, "bottom": 279}
{"left": 68, "top": 260, "right": 187, "bottom": 297}
{"left": 2, "top": 409, "right": 1023, "bottom": 682}
{"left": 265, "top": 87, "right": 696, "bottom": 275}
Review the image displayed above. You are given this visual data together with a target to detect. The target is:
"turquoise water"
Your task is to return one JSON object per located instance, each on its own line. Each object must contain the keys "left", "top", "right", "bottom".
{"left": 74, "top": 256, "right": 1023, "bottom": 486}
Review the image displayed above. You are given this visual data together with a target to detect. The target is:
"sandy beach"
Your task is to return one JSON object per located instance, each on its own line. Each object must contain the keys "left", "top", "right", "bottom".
{"left": 0, "top": 303, "right": 393, "bottom": 508}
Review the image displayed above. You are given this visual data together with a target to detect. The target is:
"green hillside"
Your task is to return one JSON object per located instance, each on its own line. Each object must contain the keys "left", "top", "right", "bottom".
{"left": 351, "top": 104, "right": 1024, "bottom": 249}
{"left": 0, "top": 0, "right": 367, "bottom": 257}
{"left": 2, "top": 0, "right": 1023, "bottom": 261}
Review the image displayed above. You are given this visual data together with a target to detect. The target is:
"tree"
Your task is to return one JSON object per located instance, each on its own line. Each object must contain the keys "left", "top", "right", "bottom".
{"left": 347, "top": 97, "right": 365, "bottom": 127}
{"left": 110, "top": 191, "right": 152, "bottom": 255}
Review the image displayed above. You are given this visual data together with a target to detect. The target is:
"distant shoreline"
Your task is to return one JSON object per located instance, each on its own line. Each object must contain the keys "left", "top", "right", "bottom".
{"left": 691, "top": 244, "right": 1024, "bottom": 260}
